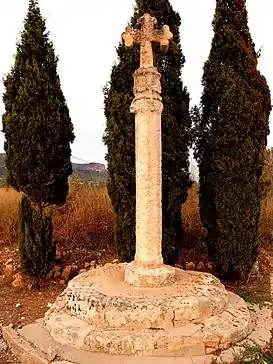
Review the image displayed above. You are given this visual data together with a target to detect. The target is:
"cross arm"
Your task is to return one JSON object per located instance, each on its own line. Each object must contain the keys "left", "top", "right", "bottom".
{"left": 153, "top": 25, "right": 173, "bottom": 52}
{"left": 122, "top": 26, "right": 141, "bottom": 49}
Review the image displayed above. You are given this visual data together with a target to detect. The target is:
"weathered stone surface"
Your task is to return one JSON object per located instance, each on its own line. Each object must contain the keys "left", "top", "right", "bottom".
{"left": 130, "top": 66, "right": 164, "bottom": 279}
{"left": 122, "top": 13, "right": 173, "bottom": 69}
{"left": 2, "top": 326, "right": 48, "bottom": 364}
{"left": 196, "top": 262, "right": 205, "bottom": 271}
{"left": 5, "top": 258, "right": 13, "bottom": 265}
{"left": 246, "top": 303, "right": 273, "bottom": 348}
{"left": 12, "top": 273, "right": 24, "bottom": 289}
{"left": 175, "top": 264, "right": 183, "bottom": 270}
{"left": 47, "top": 345, "right": 57, "bottom": 361}
{"left": 185, "top": 262, "right": 195, "bottom": 271}
{"left": 45, "top": 309, "right": 207, "bottom": 357}
{"left": 42, "top": 264, "right": 250, "bottom": 357}
{"left": 124, "top": 261, "right": 176, "bottom": 288}
{"left": 3, "top": 323, "right": 212, "bottom": 364}
{"left": 61, "top": 264, "right": 228, "bottom": 329}
{"left": 44, "top": 302, "right": 248, "bottom": 357}
{"left": 62, "top": 265, "right": 72, "bottom": 281}
{"left": 4, "top": 301, "right": 270, "bottom": 363}
{"left": 121, "top": 15, "right": 176, "bottom": 288}
{"left": 4, "top": 262, "right": 17, "bottom": 277}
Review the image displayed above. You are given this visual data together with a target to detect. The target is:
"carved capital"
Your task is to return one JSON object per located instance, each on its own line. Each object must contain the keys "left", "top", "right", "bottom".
{"left": 130, "top": 67, "right": 163, "bottom": 114}
{"left": 133, "top": 67, "right": 162, "bottom": 95}
{"left": 130, "top": 98, "right": 163, "bottom": 114}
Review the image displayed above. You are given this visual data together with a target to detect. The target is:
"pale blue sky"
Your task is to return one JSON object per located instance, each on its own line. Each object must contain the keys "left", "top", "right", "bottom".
{"left": 0, "top": 0, "right": 272, "bottom": 164}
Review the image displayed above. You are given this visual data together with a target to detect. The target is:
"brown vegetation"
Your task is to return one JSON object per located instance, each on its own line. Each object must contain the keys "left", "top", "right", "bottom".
{"left": 0, "top": 186, "right": 19, "bottom": 247}
{"left": 0, "top": 178, "right": 272, "bottom": 254}
{"left": 0, "top": 178, "right": 114, "bottom": 252}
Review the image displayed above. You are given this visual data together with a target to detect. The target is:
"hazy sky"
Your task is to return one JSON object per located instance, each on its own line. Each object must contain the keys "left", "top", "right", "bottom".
{"left": 0, "top": 0, "right": 272, "bottom": 164}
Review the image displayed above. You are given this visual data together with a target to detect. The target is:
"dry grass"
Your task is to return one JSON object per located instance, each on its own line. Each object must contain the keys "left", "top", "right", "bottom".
{"left": 182, "top": 182, "right": 273, "bottom": 245}
{"left": 50, "top": 178, "right": 114, "bottom": 252}
{"left": 0, "top": 187, "right": 21, "bottom": 246}
{"left": 0, "top": 179, "right": 272, "bottom": 253}
{"left": 0, "top": 178, "right": 115, "bottom": 253}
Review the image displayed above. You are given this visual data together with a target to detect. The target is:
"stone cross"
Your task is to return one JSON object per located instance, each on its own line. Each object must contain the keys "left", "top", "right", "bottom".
{"left": 122, "top": 13, "right": 173, "bottom": 68}
{"left": 122, "top": 14, "right": 176, "bottom": 288}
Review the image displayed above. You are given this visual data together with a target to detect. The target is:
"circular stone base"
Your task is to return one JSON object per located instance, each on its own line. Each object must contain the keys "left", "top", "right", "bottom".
{"left": 124, "top": 261, "right": 176, "bottom": 287}
{"left": 43, "top": 263, "right": 251, "bottom": 357}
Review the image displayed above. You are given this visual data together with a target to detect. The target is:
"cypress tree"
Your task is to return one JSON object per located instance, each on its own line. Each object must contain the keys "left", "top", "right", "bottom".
{"left": 19, "top": 195, "right": 55, "bottom": 278}
{"left": 194, "top": 0, "right": 271, "bottom": 278}
{"left": 104, "top": 0, "right": 191, "bottom": 264}
{"left": 2, "top": 0, "right": 74, "bottom": 276}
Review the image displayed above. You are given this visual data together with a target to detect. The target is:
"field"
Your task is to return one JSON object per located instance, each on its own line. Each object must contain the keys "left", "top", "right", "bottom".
{"left": 0, "top": 178, "right": 272, "bottom": 269}
{"left": 0, "top": 179, "right": 272, "bottom": 362}
{"left": 0, "top": 179, "right": 272, "bottom": 275}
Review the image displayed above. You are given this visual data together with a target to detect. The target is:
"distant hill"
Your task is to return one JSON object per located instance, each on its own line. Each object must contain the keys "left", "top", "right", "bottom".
{"left": 0, "top": 153, "right": 107, "bottom": 184}
{"left": 72, "top": 162, "right": 107, "bottom": 183}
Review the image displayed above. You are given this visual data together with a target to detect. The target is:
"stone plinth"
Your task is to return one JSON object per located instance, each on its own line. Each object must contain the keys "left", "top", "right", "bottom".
{"left": 4, "top": 301, "right": 272, "bottom": 364}
{"left": 124, "top": 261, "right": 176, "bottom": 288}
{"left": 42, "top": 264, "right": 251, "bottom": 357}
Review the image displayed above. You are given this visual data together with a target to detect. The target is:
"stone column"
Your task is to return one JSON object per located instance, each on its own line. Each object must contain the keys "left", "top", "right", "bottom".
{"left": 122, "top": 14, "right": 176, "bottom": 288}
{"left": 124, "top": 67, "right": 176, "bottom": 288}
{"left": 132, "top": 67, "right": 163, "bottom": 267}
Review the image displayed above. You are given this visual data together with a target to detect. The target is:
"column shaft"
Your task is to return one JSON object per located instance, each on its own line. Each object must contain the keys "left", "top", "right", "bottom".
{"left": 134, "top": 111, "right": 163, "bottom": 266}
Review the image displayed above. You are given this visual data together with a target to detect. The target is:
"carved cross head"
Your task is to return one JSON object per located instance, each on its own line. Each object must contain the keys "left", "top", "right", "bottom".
{"left": 122, "top": 13, "right": 173, "bottom": 68}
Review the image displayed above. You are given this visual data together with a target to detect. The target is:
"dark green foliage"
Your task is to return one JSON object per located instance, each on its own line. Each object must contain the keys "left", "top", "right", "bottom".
{"left": 104, "top": 0, "right": 191, "bottom": 263}
{"left": 2, "top": 0, "right": 75, "bottom": 207}
{"left": 194, "top": 0, "right": 271, "bottom": 278}
{"left": 19, "top": 195, "right": 55, "bottom": 278}
{"left": 2, "top": 0, "right": 74, "bottom": 278}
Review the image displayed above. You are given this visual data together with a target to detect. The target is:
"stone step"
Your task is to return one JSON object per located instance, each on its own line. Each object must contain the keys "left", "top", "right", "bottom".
{"left": 63, "top": 264, "right": 229, "bottom": 332}
{"left": 2, "top": 324, "right": 214, "bottom": 364}
{"left": 3, "top": 302, "right": 272, "bottom": 364}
